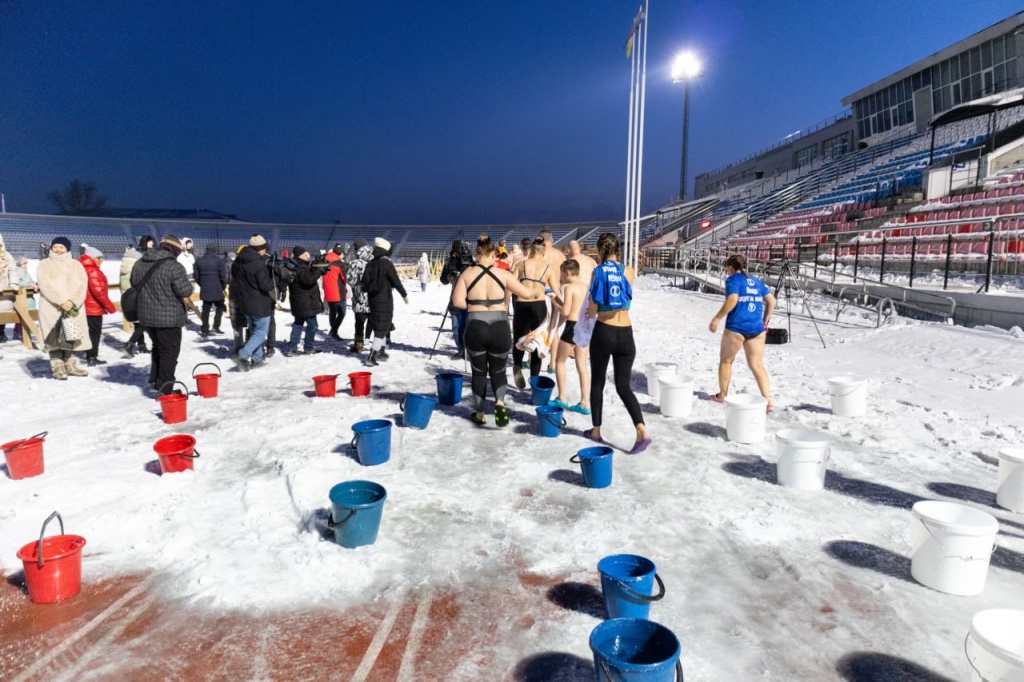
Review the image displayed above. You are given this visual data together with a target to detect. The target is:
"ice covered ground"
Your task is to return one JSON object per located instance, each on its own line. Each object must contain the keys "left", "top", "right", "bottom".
{"left": 1, "top": 271, "right": 1023, "bottom": 679}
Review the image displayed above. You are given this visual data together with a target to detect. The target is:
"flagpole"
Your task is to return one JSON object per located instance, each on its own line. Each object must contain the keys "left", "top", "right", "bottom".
{"left": 624, "top": 35, "right": 637, "bottom": 269}
{"left": 633, "top": 0, "right": 650, "bottom": 274}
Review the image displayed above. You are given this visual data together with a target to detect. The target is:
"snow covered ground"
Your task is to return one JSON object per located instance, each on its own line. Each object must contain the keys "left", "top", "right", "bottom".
{"left": 2, "top": 272, "right": 1023, "bottom": 680}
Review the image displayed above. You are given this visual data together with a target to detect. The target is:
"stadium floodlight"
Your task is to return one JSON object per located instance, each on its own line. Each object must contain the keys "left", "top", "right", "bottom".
{"left": 672, "top": 51, "right": 703, "bottom": 202}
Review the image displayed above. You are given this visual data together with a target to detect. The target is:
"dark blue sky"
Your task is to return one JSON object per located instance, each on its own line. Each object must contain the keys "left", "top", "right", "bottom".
{"left": 1, "top": 1, "right": 1021, "bottom": 224}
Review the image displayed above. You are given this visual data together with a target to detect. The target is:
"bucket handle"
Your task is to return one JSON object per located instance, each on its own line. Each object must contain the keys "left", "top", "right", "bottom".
{"left": 327, "top": 508, "right": 358, "bottom": 529}
{"left": 192, "top": 363, "right": 221, "bottom": 378}
{"left": 399, "top": 396, "right": 406, "bottom": 411}
{"left": 569, "top": 454, "right": 581, "bottom": 464}
{"left": 613, "top": 572, "right": 666, "bottom": 602}
{"left": 785, "top": 448, "right": 833, "bottom": 466}
{"left": 350, "top": 434, "right": 359, "bottom": 450}
{"left": 542, "top": 412, "right": 566, "bottom": 429}
{"left": 599, "top": 656, "right": 683, "bottom": 682}
{"left": 2, "top": 431, "right": 48, "bottom": 454}
{"left": 177, "top": 448, "right": 201, "bottom": 460}
{"left": 35, "top": 511, "right": 64, "bottom": 569}
{"left": 159, "top": 381, "right": 190, "bottom": 397}
{"left": 918, "top": 519, "right": 999, "bottom": 560}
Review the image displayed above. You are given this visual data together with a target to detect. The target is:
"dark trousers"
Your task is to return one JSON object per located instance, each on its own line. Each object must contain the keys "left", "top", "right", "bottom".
{"left": 148, "top": 327, "right": 183, "bottom": 394}
{"left": 511, "top": 300, "right": 547, "bottom": 377}
{"left": 128, "top": 323, "right": 148, "bottom": 348}
{"left": 201, "top": 300, "right": 226, "bottom": 333}
{"left": 589, "top": 322, "right": 644, "bottom": 428}
{"left": 86, "top": 315, "right": 103, "bottom": 360}
{"left": 328, "top": 301, "right": 346, "bottom": 335}
{"left": 353, "top": 312, "right": 371, "bottom": 344}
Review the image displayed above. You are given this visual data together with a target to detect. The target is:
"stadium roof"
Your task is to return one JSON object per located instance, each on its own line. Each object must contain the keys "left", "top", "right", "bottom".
{"left": 85, "top": 208, "right": 242, "bottom": 221}
{"left": 930, "top": 86, "right": 1024, "bottom": 127}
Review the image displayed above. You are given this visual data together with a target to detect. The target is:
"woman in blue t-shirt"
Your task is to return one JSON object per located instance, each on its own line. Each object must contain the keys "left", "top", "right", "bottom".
{"left": 708, "top": 254, "right": 777, "bottom": 411}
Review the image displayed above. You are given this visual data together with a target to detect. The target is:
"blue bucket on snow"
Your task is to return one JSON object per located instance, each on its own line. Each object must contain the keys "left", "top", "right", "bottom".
{"left": 400, "top": 392, "right": 436, "bottom": 429}
{"left": 530, "top": 375, "right": 556, "bottom": 406}
{"left": 328, "top": 480, "right": 387, "bottom": 548}
{"left": 436, "top": 373, "right": 464, "bottom": 406}
{"left": 589, "top": 618, "right": 682, "bottom": 682}
{"left": 571, "top": 446, "right": 614, "bottom": 489}
{"left": 351, "top": 419, "right": 393, "bottom": 466}
{"left": 598, "top": 554, "right": 666, "bottom": 620}
{"left": 535, "top": 406, "right": 565, "bottom": 438}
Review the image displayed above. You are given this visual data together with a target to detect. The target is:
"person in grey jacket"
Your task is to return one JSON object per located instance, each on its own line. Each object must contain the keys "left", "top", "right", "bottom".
{"left": 121, "top": 235, "right": 153, "bottom": 357}
{"left": 129, "top": 235, "right": 194, "bottom": 394}
{"left": 347, "top": 238, "right": 374, "bottom": 353}
{"left": 194, "top": 244, "right": 228, "bottom": 337}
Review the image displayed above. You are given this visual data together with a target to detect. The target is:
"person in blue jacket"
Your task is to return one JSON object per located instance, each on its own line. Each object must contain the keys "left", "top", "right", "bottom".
{"left": 708, "top": 254, "right": 777, "bottom": 411}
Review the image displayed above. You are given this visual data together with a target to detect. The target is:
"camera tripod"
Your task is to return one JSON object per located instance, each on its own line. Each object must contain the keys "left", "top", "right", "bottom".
{"left": 772, "top": 259, "right": 827, "bottom": 349}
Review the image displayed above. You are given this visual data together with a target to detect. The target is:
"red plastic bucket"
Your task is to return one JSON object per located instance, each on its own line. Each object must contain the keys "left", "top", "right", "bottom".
{"left": 314, "top": 374, "right": 339, "bottom": 398}
{"left": 16, "top": 511, "right": 86, "bottom": 604}
{"left": 157, "top": 381, "right": 190, "bottom": 424}
{"left": 192, "top": 363, "right": 221, "bottom": 398}
{"left": 348, "top": 372, "right": 371, "bottom": 397}
{"left": 153, "top": 434, "right": 199, "bottom": 474}
{"left": 2, "top": 431, "right": 47, "bottom": 480}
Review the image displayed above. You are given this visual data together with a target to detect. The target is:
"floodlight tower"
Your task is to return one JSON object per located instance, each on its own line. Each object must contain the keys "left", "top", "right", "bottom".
{"left": 672, "top": 51, "right": 702, "bottom": 202}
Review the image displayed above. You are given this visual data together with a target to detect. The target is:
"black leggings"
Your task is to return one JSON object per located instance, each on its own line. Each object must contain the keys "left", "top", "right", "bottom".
{"left": 589, "top": 322, "right": 644, "bottom": 428}
{"left": 512, "top": 300, "right": 547, "bottom": 377}
{"left": 465, "top": 311, "right": 512, "bottom": 411}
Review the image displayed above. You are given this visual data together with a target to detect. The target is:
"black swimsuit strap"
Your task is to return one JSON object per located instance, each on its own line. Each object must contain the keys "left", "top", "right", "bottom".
{"left": 467, "top": 265, "right": 504, "bottom": 293}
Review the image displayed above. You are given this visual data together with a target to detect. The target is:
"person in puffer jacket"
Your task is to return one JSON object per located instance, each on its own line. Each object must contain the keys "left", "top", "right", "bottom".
{"left": 78, "top": 247, "right": 116, "bottom": 366}
{"left": 120, "top": 235, "right": 153, "bottom": 357}
{"left": 347, "top": 238, "right": 374, "bottom": 352}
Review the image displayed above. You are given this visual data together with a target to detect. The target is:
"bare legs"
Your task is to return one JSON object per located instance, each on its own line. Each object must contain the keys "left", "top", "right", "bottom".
{"left": 717, "top": 330, "right": 772, "bottom": 407}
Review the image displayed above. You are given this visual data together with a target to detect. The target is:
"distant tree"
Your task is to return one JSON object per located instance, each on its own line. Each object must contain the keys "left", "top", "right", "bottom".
{"left": 48, "top": 180, "right": 108, "bottom": 215}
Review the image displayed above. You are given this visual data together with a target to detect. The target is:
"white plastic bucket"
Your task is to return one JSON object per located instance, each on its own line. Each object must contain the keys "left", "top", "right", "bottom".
{"left": 966, "top": 609, "right": 1024, "bottom": 682}
{"left": 775, "top": 429, "right": 830, "bottom": 490}
{"left": 724, "top": 394, "right": 767, "bottom": 443}
{"left": 997, "top": 448, "right": 1024, "bottom": 513}
{"left": 910, "top": 500, "right": 999, "bottom": 596}
{"left": 658, "top": 375, "right": 695, "bottom": 418}
{"left": 827, "top": 376, "right": 868, "bottom": 417}
{"left": 646, "top": 362, "right": 678, "bottom": 399}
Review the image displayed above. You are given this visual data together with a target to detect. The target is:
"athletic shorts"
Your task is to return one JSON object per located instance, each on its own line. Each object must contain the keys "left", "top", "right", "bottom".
{"left": 559, "top": 320, "right": 577, "bottom": 345}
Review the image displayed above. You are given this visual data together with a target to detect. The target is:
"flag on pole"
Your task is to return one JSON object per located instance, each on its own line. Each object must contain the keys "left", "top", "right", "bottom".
{"left": 624, "top": 5, "right": 645, "bottom": 58}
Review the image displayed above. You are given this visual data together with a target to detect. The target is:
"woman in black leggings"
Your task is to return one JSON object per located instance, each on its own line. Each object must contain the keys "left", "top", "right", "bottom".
{"left": 585, "top": 233, "right": 650, "bottom": 454}
{"left": 510, "top": 238, "right": 559, "bottom": 389}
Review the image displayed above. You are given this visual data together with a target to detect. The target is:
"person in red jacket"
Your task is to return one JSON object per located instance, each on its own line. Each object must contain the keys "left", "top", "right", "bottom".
{"left": 323, "top": 244, "right": 347, "bottom": 341}
{"left": 79, "top": 246, "right": 116, "bottom": 366}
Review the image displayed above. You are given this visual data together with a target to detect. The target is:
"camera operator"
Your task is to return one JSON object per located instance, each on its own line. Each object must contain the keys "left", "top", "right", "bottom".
{"left": 282, "top": 246, "right": 329, "bottom": 356}
{"left": 439, "top": 239, "right": 474, "bottom": 359}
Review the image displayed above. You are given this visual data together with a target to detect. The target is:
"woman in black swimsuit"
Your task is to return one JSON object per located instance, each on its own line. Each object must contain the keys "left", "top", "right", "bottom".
{"left": 510, "top": 238, "right": 560, "bottom": 389}
{"left": 453, "top": 235, "right": 535, "bottom": 426}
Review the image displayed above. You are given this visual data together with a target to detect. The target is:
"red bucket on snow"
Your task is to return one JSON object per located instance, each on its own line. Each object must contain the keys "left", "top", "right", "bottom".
{"left": 2, "top": 431, "right": 47, "bottom": 480}
{"left": 16, "top": 511, "right": 86, "bottom": 604}
{"left": 153, "top": 435, "right": 200, "bottom": 474}
{"left": 192, "top": 363, "right": 221, "bottom": 398}
{"left": 314, "top": 374, "right": 339, "bottom": 398}
{"left": 349, "top": 372, "right": 372, "bottom": 397}
{"left": 157, "top": 381, "right": 189, "bottom": 424}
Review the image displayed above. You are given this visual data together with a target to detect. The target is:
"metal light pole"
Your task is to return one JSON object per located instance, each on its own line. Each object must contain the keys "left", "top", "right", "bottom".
{"left": 672, "top": 51, "right": 702, "bottom": 202}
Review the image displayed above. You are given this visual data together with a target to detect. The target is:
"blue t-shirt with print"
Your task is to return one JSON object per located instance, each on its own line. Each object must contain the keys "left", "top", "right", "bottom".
{"left": 725, "top": 272, "right": 770, "bottom": 335}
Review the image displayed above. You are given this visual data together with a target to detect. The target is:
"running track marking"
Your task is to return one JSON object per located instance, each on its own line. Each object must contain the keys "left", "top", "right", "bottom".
{"left": 396, "top": 588, "right": 434, "bottom": 682}
{"left": 10, "top": 574, "right": 158, "bottom": 682}
{"left": 51, "top": 595, "right": 156, "bottom": 682}
{"left": 349, "top": 592, "right": 406, "bottom": 682}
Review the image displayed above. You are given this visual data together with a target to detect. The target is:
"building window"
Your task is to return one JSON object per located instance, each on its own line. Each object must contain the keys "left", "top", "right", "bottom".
{"left": 795, "top": 144, "right": 818, "bottom": 167}
{"left": 822, "top": 133, "right": 850, "bottom": 159}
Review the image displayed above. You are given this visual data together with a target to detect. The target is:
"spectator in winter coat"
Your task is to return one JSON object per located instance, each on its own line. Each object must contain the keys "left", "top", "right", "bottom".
{"left": 323, "top": 244, "right": 347, "bottom": 341}
{"left": 347, "top": 238, "right": 373, "bottom": 353}
{"left": 36, "top": 237, "right": 90, "bottom": 380}
{"left": 440, "top": 239, "right": 473, "bottom": 359}
{"left": 130, "top": 235, "right": 194, "bottom": 394}
{"left": 230, "top": 235, "right": 275, "bottom": 370}
{"left": 193, "top": 245, "right": 228, "bottom": 337}
{"left": 0, "top": 233, "right": 19, "bottom": 343}
{"left": 284, "top": 246, "right": 327, "bottom": 355}
{"left": 78, "top": 247, "right": 116, "bottom": 366}
{"left": 415, "top": 253, "right": 430, "bottom": 292}
{"left": 120, "top": 235, "right": 153, "bottom": 358}
{"left": 226, "top": 250, "right": 246, "bottom": 353}
{"left": 361, "top": 237, "right": 408, "bottom": 366}
{"left": 177, "top": 238, "right": 197, "bottom": 277}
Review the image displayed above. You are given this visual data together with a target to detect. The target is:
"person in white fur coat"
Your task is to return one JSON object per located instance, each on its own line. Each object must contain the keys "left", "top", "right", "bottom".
{"left": 36, "top": 236, "right": 91, "bottom": 379}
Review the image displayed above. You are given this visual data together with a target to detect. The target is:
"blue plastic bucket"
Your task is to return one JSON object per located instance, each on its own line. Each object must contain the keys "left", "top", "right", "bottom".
{"left": 436, "top": 373, "right": 464, "bottom": 406}
{"left": 535, "top": 406, "right": 565, "bottom": 438}
{"left": 598, "top": 554, "right": 666, "bottom": 620}
{"left": 589, "top": 618, "right": 682, "bottom": 682}
{"left": 400, "top": 392, "right": 436, "bottom": 429}
{"left": 530, "top": 375, "right": 556, "bottom": 406}
{"left": 571, "top": 446, "right": 614, "bottom": 488}
{"left": 351, "top": 419, "right": 393, "bottom": 466}
{"left": 328, "top": 480, "right": 387, "bottom": 548}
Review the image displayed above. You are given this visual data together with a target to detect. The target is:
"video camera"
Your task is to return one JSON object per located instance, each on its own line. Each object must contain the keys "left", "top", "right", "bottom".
{"left": 450, "top": 241, "right": 474, "bottom": 271}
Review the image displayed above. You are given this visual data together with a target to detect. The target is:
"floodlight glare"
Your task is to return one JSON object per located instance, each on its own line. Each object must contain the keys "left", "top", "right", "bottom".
{"left": 671, "top": 52, "right": 702, "bottom": 82}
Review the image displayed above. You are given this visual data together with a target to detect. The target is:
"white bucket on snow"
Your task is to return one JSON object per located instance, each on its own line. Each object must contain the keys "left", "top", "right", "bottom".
{"left": 658, "top": 375, "right": 695, "bottom": 418}
{"left": 828, "top": 376, "right": 868, "bottom": 417}
{"left": 997, "top": 448, "right": 1024, "bottom": 513}
{"left": 966, "top": 609, "right": 1024, "bottom": 682}
{"left": 775, "top": 429, "right": 830, "bottom": 490}
{"left": 724, "top": 394, "right": 766, "bottom": 443}
{"left": 646, "top": 362, "right": 678, "bottom": 400}
{"left": 910, "top": 500, "right": 998, "bottom": 596}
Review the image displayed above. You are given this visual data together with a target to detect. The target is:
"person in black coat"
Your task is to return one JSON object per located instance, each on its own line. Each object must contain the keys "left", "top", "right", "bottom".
{"left": 284, "top": 246, "right": 327, "bottom": 356}
{"left": 361, "top": 237, "right": 408, "bottom": 366}
{"left": 230, "top": 235, "right": 275, "bottom": 369}
{"left": 193, "top": 245, "right": 228, "bottom": 337}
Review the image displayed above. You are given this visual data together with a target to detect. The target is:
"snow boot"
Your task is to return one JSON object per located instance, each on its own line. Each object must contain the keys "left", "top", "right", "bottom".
{"left": 350, "top": 341, "right": 364, "bottom": 353}
{"left": 64, "top": 356, "right": 89, "bottom": 377}
{"left": 122, "top": 343, "right": 136, "bottom": 358}
{"left": 365, "top": 350, "right": 379, "bottom": 367}
{"left": 50, "top": 359, "right": 68, "bottom": 380}
{"left": 377, "top": 347, "right": 389, "bottom": 362}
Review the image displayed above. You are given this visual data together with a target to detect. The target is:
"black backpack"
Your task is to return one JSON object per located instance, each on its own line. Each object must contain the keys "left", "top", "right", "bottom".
{"left": 122, "top": 260, "right": 170, "bottom": 323}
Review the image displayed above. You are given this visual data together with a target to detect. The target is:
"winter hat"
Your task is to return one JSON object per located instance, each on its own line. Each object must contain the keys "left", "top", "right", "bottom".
{"left": 353, "top": 237, "right": 368, "bottom": 249}
{"left": 292, "top": 246, "right": 309, "bottom": 259}
{"left": 51, "top": 236, "right": 72, "bottom": 251}
{"left": 84, "top": 246, "right": 104, "bottom": 260}
{"left": 161, "top": 234, "right": 183, "bottom": 256}
{"left": 205, "top": 244, "right": 218, "bottom": 254}
{"left": 333, "top": 243, "right": 344, "bottom": 255}
{"left": 249, "top": 234, "right": 268, "bottom": 248}
{"left": 374, "top": 237, "right": 391, "bottom": 251}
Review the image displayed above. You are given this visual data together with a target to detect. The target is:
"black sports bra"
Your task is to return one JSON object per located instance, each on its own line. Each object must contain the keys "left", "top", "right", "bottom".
{"left": 518, "top": 263, "right": 549, "bottom": 287}
{"left": 466, "top": 265, "right": 506, "bottom": 306}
